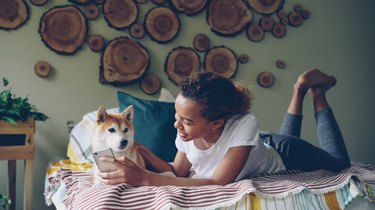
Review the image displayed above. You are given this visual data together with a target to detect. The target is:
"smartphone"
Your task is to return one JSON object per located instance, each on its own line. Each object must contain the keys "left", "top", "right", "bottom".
{"left": 92, "top": 148, "right": 117, "bottom": 172}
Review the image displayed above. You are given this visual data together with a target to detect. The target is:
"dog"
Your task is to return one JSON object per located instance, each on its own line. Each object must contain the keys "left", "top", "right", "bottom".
{"left": 92, "top": 105, "right": 145, "bottom": 185}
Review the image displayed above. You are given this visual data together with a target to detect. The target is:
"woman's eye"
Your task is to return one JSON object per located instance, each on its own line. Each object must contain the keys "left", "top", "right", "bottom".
{"left": 108, "top": 128, "right": 115, "bottom": 133}
{"left": 124, "top": 128, "right": 128, "bottom": 133}
{"left": 183, "top": 120, "right": 192, "bottom": 126}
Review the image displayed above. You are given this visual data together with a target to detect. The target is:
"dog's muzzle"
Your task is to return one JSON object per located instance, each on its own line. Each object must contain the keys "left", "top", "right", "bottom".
{"left": 119, "top": 139, "right": 128, "bottom": 149}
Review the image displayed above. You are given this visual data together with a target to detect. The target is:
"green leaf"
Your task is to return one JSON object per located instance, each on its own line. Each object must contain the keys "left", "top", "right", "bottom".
{"left": 2, "top": 77, "right": 9, "bottom": 87}
{"left": 0, "top": 78, "right": 48, "bottom": 124}
{"left": 0, "top": 116, "right": 18, "bottom": 125}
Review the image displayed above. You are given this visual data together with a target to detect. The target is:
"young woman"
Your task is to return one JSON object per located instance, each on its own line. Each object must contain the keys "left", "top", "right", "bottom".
{"left": 99, "top": 69, "right": 351, "bottom": 186}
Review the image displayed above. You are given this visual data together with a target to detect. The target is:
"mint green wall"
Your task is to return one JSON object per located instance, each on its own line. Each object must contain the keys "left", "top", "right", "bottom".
{"left": 1, "top": 1, "right": 374, "bottom": 209}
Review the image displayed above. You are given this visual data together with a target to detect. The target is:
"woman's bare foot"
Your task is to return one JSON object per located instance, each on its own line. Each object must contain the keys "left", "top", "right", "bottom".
{"left": 298, "top": 69, "right": 337, "bottom": 112}
{"left": 296, "top": 68, "right": 336, "bottom": 89}
{"left": 288, "top": 68, "right": 336, "bottom": 115}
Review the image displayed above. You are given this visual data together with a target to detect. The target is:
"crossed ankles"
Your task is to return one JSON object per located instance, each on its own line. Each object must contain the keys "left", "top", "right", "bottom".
{"left": 295, "top": 68, "right": 337, "bottom": 95}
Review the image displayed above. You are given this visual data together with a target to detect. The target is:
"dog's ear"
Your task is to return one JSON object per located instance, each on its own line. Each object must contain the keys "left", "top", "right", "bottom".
{"left": 122, "top": 105, "right": 134, "bottom": 122}
{"left": 97, "top": 106, "right": 108, "bottom": 124}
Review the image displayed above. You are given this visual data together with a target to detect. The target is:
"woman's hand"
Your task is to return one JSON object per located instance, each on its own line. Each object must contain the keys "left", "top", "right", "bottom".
{"left": 99, "top": 156, "right": 149, "bottom": 186}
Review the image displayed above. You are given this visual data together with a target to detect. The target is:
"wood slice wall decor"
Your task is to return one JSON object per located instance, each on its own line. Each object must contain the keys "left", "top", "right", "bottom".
{"left": 193, "top": 33, "right": 210, "bottom": 52}
{"left": 248, "top": 0, "right": 284, "bottom": 15}
{"left": 246, "top": 22, "right": 264, "bottom": 42}
{"left": 100, "top": 37, "right": 149, "bottom": 86}
{"left": 257, "top": 71, "right": 275, "bottom": 88}
{"left": 239, "top": 54, "right": 249, "bottom": 64}
{"left": 9, "top": 0, "right": 311, "bottom": 90}
{"left": 39, "top": 5, "right": 87, "bottom": 55}
{"left": 204, "top": 46, "right": 237, "bottom": 79}
{"left": 103, "top": 0, "right": 138, "bottom": 30}
{"left": 145, "top": 6, "right": 180, "bottom": 43}
{"left": 0, "top": 0, "right": 29, "bottom": 30}
{"left": 34, "top": 61, "right": 52, "bottom": 77}
{"left": 30, "top": 0, "right": 48, "bottom": 6}
{"left": 207, "top": 0, "right": 253, "bottom": 36}
{"left": 83, "top": 4, "right": 100, "bottom": 20}
{"left": 129, "top": 23, "right": 145, "bottom": 39}
{"left": 140, "top": 73, "right": 161, "bottom": 95}
{"left": 169, "top": 0, "right": 207, "bottom": 16}
{"left": 165, "top": 46, "right": 201, "bottom": 85}
{"left": 87, "top": 34, "right": 105, "bottom": 52}
{"left": 151, "top": 0, "right": 167, "bottom": 5}
{"left": 69, "top": 0, "right": 90, "bottom": 5}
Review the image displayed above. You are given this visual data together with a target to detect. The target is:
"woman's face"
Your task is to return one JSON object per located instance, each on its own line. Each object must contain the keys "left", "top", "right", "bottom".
{"left": 174, "top": 93, "right": 219, "bottom": 142}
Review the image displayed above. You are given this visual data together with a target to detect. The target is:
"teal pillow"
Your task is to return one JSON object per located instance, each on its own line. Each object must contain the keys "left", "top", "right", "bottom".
{"left": 118, "top": 91, "right": 177, "bottom": 162}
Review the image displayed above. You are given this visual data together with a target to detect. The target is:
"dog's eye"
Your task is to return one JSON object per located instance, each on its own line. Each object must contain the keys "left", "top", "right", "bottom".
{"left": 108, "top": 128, "right": 115, "bottom": 133}
{"left": 124, "top": 128, "right": 128, "bottom": 133}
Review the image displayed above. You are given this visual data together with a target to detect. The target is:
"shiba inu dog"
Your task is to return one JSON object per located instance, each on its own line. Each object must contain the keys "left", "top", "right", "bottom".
{"left": 92, "top": 105, "right": 145, "bottom": 185}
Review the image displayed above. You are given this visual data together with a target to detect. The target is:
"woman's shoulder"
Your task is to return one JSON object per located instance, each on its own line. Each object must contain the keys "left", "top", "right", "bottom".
{"left": 229, "top": 112, "right": 258, "bottom": 123}
{"left": 225, "top": 112, "right": 259, "bottom": 132}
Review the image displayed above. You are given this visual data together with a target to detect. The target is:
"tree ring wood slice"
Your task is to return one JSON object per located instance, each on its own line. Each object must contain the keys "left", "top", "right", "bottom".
{"left": 193, "top": 33, "right": 210, "bottom": 52}
{"left": 272, "top": 23, "right": 286, "bottom": 38}
{"left": 34, "top": 61, "right": 51, "bottom": 78}
{"left": 100, "top": 37, "right": 149, "bottom": 86}
{"left": 248, "top": 0, "right": 284, "bottom": 15}
{"left": 30, "top": 0, "right": 48, "bottom": 6}
{"left": 275, "top": 59, "right": 286, "bottom": 69}
{"left": 302, "top": 9, "right": 310, "bottom": 20}
{"left": 103, "top": 0, "right": 138, "bottom": 30}
{"left": 136, "top": 0, "right": 148, "bottom": 4}
{"left": 277, "top": 9, "right": 286, "bottom": 18}
{"left": 288, "top": 11, "right": 303, "bottom": 27}
{"left": 204, "top": 46, "right": 237, "bottom": 79}
{"left": 0, "top": 0, "right": 29, "bottom": 30}
{"left": 94, "top": 0, "right": 105, "bottom": 5}
{"left": 170, "top": 0, "right": 207, "bottom": 16}
{"left": 140, "top": 73, "right": 161, "bottom": 95}
{"left": 83, "top": 4, "right": 100, "bottom": 20}
{"left": 130, "top": 23, "right": 145, "bottom": 39}
{"left": 259, "top": 16, "right": 275, "bottom": 32}
{"left": 39, "top": 5, "right": 87, "bottom": 55}
{"left": 88, "top": 34, "right": 105, "bottom": 52}
{"left": 151, "top": 0, "right": 167, "bottom": 5}
{"left": 293, "top": 3, "right": 303, "bottom": 12}
{"left": 246, "top": 22, "right": 264, "bottom": 42}
{"left": 257, "top": 71, "right": 275, "bottom": 88}
{"left": 280, "top": 17, "right": 288, "bottom": 25}
{"left": 69, "top": 0, "right": 90, "bottom": 5}
{"left": 145, "top": 6, "right": 180, "bottom": 43}
{"left": 165, "top": 46, "right": 201, "bottom": 85}
{"left": 207, "top": 0, "right": 253, "bottom": 36}
{"left": 239, "top": 54, "right": 249, "bottom": 64}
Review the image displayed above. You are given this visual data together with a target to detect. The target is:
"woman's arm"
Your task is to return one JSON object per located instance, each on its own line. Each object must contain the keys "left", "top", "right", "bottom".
{"left": 136, "top": 143, "right": 174, "bottom": 173}
{"left": 100, "top": 145, "right": 252, "bottom": 186}
{"left": 145, "top": 145, "right": 252, "bottom": 186}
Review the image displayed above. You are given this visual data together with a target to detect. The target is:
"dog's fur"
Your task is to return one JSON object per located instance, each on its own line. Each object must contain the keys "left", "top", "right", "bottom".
{"left": 92, "top": 105, "right": 145, "bottom": 185}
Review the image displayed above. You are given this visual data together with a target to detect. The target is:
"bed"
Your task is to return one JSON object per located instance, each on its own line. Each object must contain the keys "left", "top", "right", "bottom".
{"left": 44, "top": 90, "right": 375, "bottom": 210}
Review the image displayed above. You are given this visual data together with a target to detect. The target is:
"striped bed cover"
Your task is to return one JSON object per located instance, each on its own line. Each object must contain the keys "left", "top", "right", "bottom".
{"left": 45, "top": 161, "right": 375, "bottom": 210}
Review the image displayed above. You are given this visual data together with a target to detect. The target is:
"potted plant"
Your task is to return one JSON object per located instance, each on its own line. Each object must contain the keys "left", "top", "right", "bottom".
{"left": 0, "top": 194, "right": 11, "bottom": 210}
{"left": 0, "top": 77, "right": 48, "bottom": 146}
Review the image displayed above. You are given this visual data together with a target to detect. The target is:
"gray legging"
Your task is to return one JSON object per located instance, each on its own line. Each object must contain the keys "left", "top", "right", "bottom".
{"left": 261, "top": 108, "right": 351, "bottom": 172}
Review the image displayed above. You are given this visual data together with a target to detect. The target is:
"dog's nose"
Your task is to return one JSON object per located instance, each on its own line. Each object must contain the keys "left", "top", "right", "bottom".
{"left": 120, "top": 139, "right": 128, "bottom": 148}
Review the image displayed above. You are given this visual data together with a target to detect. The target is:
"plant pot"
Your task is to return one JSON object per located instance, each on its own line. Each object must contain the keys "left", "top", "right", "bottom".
{"left": 0, "top": 134, "right": 27, "bottom": 146}
{"left": 0, "top": 120, "right": 35, "bottom": 147}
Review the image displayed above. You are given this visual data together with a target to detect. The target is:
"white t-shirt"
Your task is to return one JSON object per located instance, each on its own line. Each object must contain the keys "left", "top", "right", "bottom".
{"left": 175, "top": 113, "right": 285, "bottom": 181}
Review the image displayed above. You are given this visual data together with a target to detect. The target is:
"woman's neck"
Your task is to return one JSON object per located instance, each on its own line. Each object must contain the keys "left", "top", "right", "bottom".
{"left": 194, "top": 125, "right": 225, "bottom": 150}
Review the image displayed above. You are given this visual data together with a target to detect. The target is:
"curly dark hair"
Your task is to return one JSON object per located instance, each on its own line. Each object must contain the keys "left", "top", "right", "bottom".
{"left": 178, "top": 72, "right": 253, "bottom": 121}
